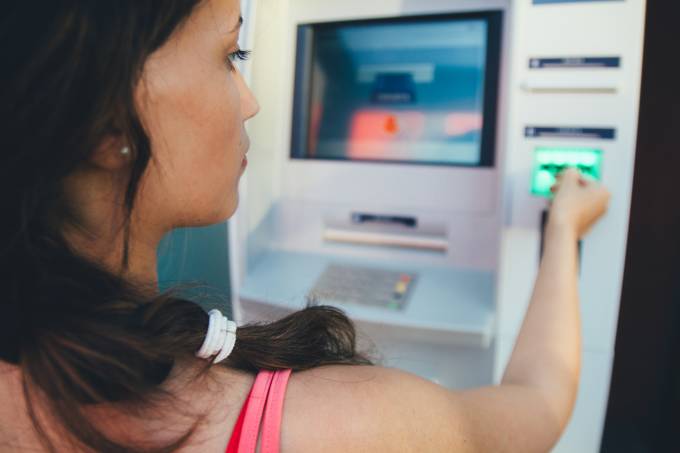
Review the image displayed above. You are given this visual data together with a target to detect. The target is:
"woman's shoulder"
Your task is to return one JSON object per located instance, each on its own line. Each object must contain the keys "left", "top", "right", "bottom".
{"left": 281, "top": 365, "right": 473, "bottom": 453}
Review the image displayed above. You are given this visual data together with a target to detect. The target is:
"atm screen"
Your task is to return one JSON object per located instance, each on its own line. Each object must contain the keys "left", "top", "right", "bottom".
{"left": 291, "top": 11, "right": 502, "bottom": 167}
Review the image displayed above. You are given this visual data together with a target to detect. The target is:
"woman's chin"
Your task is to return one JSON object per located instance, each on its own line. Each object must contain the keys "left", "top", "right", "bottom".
{"left": 216, "top": 194, "right": 240, "bottom": 223}
{"left": 180, "top": 195, "right": 239, "bottom": 228}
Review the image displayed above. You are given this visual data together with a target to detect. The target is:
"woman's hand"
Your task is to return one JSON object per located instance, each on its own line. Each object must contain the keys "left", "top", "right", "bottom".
{"left": 548, "top": 168, "right": 611, "bottom": 238}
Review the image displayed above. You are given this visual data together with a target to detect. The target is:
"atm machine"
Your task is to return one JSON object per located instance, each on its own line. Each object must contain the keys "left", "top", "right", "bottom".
{"left": 229, "top": 1, "right": 647, "bottom": 451}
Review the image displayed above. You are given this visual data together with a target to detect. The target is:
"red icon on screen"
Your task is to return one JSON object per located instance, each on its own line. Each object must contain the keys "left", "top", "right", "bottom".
{"left": 385, "top": 115, "right": 399, "bottom": 135}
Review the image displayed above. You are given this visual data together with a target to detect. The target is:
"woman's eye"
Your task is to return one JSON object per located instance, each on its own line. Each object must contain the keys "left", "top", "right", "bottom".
{"left": 226, "top": 49, "right": 251, "bottom": 71}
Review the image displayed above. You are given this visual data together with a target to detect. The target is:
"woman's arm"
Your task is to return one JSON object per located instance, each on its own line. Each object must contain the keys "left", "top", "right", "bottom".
{"left": 453, "top": 220, "right": 583, "bottom": 452}
{"left": 501, "top": 168, "right": 610, "bottom": 427}
{"left": 456, "top": 168, "right": 611, "bottom": 452}
{"left": 500, "top": 215, "right": 581, "bottom": 429}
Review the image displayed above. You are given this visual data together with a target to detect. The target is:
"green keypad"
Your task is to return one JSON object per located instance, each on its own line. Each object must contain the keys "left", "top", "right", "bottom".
{"left": 531, "top": 147, "right": 603, "bottom": 197}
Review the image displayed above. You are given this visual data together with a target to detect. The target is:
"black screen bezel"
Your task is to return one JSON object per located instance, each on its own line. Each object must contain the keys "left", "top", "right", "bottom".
{"left": 290, "top": 10, "right": 503, "bottom": 168}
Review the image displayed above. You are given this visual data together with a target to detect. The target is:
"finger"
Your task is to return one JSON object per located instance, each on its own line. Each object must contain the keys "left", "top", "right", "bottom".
{"left": 562, "top": 167, "right": 581, "bottom": 181}
{"left": 554, "top": 167, "right": 579, "bottom": 186}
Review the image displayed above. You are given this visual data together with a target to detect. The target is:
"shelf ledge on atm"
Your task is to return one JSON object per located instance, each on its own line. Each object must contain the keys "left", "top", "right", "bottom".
{"left": 239, "top": 250, "right": 496, "bottom": 348}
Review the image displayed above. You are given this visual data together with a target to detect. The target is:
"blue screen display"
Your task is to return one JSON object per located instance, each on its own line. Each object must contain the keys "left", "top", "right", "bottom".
{"left": 291, "top": 12, "right": 502, "bottom": 167}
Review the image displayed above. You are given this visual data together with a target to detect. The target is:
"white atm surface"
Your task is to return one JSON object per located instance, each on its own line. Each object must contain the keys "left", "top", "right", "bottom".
{"left": 231, "top": 1, "right": 647, "bottom": 451}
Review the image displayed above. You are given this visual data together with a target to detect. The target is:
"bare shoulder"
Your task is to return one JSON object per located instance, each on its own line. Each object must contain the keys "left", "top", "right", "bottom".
{"left": 280, "top": 365, "right": 474, "bottom": 453}
{"left": 281, "top": 365, "right": 567, "bottom": 453}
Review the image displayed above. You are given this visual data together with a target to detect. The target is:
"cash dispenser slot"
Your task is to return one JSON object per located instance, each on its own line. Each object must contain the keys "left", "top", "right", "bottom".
{"left": 323, "top": 212, "right": 448, "bottom": 252}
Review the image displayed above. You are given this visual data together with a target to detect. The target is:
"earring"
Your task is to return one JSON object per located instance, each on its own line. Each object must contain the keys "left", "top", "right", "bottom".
{"left": 120, "top": 146, "right": 131, "bottom": 156}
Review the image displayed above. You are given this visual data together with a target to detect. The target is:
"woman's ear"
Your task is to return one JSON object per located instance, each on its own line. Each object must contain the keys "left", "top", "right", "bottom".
{"left": 88, "top": 135, "right": 132, "bottom": 171}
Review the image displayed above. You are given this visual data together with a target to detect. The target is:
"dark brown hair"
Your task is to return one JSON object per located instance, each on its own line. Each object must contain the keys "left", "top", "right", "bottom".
{"left": 0, "top": 2, "right": 370, "bottom": 452}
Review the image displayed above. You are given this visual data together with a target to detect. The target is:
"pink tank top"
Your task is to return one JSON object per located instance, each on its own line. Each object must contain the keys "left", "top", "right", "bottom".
{"left": 225, "top": 369, "right": 292, "bottom": 453}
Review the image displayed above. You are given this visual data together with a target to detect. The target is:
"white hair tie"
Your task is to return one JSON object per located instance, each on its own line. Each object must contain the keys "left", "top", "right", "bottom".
{"left": 196, "top": 309, "right": 237, "bottom": 364}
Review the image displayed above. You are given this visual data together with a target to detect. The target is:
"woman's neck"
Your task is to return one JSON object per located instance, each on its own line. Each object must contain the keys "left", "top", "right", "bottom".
{"left": 63, "top": 217, "right": 162, "bottom": 290}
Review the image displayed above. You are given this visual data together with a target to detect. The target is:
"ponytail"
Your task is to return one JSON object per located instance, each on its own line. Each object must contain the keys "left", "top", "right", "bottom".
{"left": 4, "top": 234, "right": 370, "bottom": 453}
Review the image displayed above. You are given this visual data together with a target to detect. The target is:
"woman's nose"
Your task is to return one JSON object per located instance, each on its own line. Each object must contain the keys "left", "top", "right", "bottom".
{"left": 235, "top": 69, "right": 259, "bottom": 120}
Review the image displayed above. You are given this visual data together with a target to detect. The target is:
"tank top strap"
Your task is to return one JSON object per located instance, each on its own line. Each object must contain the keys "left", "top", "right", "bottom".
{"left": 260, "top": 369, "right": 293, "bottom": 453}
{"left": 225, "top": 369, "right": 292, "bottom": 453}
{"left": 226, "top": 370, "right": 274, "bottom": 453}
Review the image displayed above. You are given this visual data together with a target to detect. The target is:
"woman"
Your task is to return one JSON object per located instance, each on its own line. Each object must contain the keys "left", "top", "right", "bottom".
{"left": 0, "top": 1, "right": 610, "bottom": 452}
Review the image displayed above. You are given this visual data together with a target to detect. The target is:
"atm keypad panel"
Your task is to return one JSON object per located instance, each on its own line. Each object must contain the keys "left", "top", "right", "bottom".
{"left": 309, "top": 264, "right": 417, "bottom": 310}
